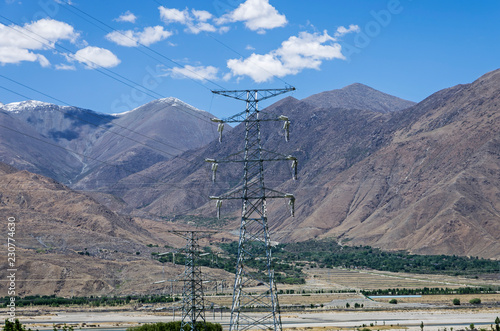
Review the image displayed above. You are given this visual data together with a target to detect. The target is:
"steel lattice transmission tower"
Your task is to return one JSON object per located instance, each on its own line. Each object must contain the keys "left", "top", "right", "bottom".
{"left": 169, "top": 230, "right": 215, "bottom": 331}
{"left": 206, "top": 87, "right": 297, "bottom": 331}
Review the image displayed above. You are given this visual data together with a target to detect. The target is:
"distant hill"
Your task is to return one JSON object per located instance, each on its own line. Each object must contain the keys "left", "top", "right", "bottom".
{"left": 73, "top": 97, "right": 219, "bottom": 190}
{"left": 0, "top": 108, "right": 82, "bottom": 183}
{"left": 302, "top": 83, "right": 416, "bottom": 113}
{"left": 0, "top": 98, "right": 219, "bottom": 187}
{"left": 0, "top": 163, "right": 231, "bottom": 296}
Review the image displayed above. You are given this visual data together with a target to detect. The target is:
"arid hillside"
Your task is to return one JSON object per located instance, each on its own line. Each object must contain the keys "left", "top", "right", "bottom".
{"left": 0, "top": 163, "right": 232, "bottom": 296}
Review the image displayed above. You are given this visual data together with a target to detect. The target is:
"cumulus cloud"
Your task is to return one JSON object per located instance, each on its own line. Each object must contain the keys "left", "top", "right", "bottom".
{"left": 162, "top": 64, "right": 219, "bottom": 81}
{"left": 106, "top": 26, "right": 172, "bottom": 47}
{"left": 0, "top": 18, "right": 79, "bottom": 66}
{"left": 227, "top": 30, "right": 346, "bottom": 83}
{"left": 71, "top": 46, "right": 121, "bottom": 69}
{"left": 158, "top": 6, "right": 223, "bottom": 34}
{"left": 335, "top": 24, "right": 360, "bottom": 38}
{"left": 216, "top": 0, "right": 287, "bottom": 33}
{"left": 114, "top": 11, "right": 137, "bottom": 24}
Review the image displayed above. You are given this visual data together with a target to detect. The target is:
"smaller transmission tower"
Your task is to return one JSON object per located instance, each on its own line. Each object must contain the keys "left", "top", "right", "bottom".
{"left": 169, "top": 230, "right": 216, "bottom": 331}
{"left": 207, "top": 87, "right": 297, "bottom": 331}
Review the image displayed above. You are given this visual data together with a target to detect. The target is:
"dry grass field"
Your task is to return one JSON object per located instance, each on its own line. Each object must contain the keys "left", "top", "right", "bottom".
{"left": 200, "top": 266, "right": 500, "bottom": 309}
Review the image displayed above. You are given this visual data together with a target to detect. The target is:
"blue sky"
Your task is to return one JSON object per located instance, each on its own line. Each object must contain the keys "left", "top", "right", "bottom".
{"left": 0, "top": 0, "right": 499, "bottom": 118}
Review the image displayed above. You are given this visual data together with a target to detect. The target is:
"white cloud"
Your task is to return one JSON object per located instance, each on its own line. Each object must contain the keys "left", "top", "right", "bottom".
{"left": 158, "top": 6, "right": 224, "bottom": 34}
{"left": 159, "top": 7, "right": 190, "bottom": 25}
{"left": 0, "top": 46, "right": 50, "bottom": 66}
{"left": 162, "top": 65, "right": 219, "bottom": 81}
{"left": 218, "top": 26, "right": 230, "bottom": 34}
{"left": 192, "top": 9, "right": 212, "bottom": 22}
{"left": 0, "top": 18, "right": 79, "bottom": 66}
{"left": 114, "top": 11, "right": 137, "bottom": 24}
{"left": 106, "top": 26, "right": 172, "bottom": 47}
{"left": 335, "top": 24, "right": 360, "bottom": 38}
{"left": 55, "top": 63, "right": 76, "bottom": 70}
{"left": 216, "top": 0, "right": 287, "bottom": 33}
{"left": 227, "top": 30, "right": 345, "bottom": 83}
{"left": 72, "top": 46, "right": 121, "bottom": 69}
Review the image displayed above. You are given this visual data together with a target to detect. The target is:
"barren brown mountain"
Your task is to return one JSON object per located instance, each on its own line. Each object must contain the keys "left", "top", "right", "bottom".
{"left": 2, "top": 69, "right": 500, "bottom": 264}
{"left": 0, "top": 163, "right": 231, "bottom": 296}
{"left": 114, "top": 69, "right": 500, "bottom": 259}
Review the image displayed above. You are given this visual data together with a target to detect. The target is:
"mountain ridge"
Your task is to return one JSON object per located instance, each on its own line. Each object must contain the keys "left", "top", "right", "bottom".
{"left": 108, "top": 68, "right": 500, "bottom": 259}
{"left": 0, "top": 97, "right": 219, "bottom": 187}
{"left": 302, "top": 82, "right": 416, "bottom": 113}
{"left": 2, "top": 70, "right": 500, "bottom": 259}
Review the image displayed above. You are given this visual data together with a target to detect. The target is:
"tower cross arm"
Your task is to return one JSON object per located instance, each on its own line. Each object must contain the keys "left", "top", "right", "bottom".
{"left": 212, "top": 111, "right": 292, "bottom": 124}
{"left": 211, "top": 87, "right": 295, "bottom": 102}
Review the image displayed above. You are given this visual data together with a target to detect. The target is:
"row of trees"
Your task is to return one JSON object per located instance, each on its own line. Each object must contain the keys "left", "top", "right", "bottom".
{"left": 276, "top": 239, "right": 500, "bottom": 275}
{"left": 362, "top": 287, "right": 496, "bottom": 296}
{"left": 0, "top": 294, "right": 180, "bottom": 308}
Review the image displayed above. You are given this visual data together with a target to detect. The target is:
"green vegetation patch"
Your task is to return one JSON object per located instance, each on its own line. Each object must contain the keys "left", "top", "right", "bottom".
{"left": 0, "top": 294, "right": 179, "bottom": 308}
{"left": 274, "top": 239, "right": 500, "bottom": 276}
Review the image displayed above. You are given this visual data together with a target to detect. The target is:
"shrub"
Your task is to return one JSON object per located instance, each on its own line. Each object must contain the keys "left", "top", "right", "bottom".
{"left": 452, "top": 298, "right": 460, "bottom": 305}
{"left": 469, "top": 298, "right": 481, "bottom": 304}
{"left": 389, "top": 298, "right": 398, "bottom": 304}
{"left": 3, "top": 319, "right": 32, "bottom": 331}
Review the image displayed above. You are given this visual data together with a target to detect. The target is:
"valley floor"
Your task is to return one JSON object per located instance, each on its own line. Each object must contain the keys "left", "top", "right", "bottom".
{"left": 10, "top": 306, "right": 500, "bottom": 331}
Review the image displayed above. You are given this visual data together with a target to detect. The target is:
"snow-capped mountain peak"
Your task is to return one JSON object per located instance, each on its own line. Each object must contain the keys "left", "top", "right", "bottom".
{"left": 2, "top": 100, "right": 55, "bottom": 113}
{"left": 111, "top": 97, "right": 205, "bottom": 116}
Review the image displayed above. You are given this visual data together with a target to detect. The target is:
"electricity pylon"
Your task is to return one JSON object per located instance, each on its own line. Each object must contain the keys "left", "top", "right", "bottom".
{"left": 169, "top": 230, "right": 216, "bottom": 331}
{"left": 207, "top": 87, "right": 297, "bottom": 331}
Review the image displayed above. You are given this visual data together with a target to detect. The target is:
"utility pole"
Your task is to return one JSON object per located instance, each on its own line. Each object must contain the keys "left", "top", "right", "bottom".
{"left": 207, "top": 87, "right": 297, "bottom": 331}
{"left": 169, "top": 230, "right": 216, "bottom": 331}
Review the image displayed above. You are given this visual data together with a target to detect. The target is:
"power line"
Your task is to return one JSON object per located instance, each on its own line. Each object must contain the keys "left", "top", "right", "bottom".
{"left": 208, "top": 88, "right": 296, "bottom": 331}
{"left": 58, "top": 0, "right": 227, "bottom": 91}
{"left": 0, "top": 113, "right": 208, "bottom": 212}
{"left": 0, "top": 14, "right": 217, "bottom": 127}
{"left": 152, "top": 0, "right": 295, "bottom": 88}
{"left": 0, "top": 77, "right": 203, "bottom": 159}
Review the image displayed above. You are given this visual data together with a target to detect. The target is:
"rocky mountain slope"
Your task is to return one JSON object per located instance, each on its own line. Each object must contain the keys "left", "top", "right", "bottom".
{"left": 0, "top": 163, "right": 231, "bottom": 296}
{"left": 302, "top": 83, "right": 415, "bottom": 113}
{"left": 305, "top": 69, "right": 500, "bottom": 258}
{"left": 0, "top": 108, "right": 82, "bottom": 183}
{"left": 2, "top": 71, "right": 500, "bottom": 260}
{"left": 0, "top": 98, "right": 219, "bottom": 187}
{"left": 110, "top": 70, "right": 500, "bottom": 259}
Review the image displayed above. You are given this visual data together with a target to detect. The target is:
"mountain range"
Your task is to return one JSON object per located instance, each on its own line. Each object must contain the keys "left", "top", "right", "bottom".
{"left": 1, "top": 67, "right": 500, "bottom": 281}
{"left": 0, "top": 98, "right": 219, "bottom": 186}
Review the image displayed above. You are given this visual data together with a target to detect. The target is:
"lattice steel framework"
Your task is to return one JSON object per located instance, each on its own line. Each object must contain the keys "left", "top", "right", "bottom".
{"left": 207, "top": 87, "right": 296, "bottom": 331}
{"left": 170, "top": 230, "right": 215, "bottom": 331}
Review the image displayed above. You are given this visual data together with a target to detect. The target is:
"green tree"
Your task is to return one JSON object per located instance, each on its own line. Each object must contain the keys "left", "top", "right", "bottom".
{"left": 3, "top": 319, "right": 32, "bottom": 331}
{"left": 420, "top": 321, "right": 424, "bottom": 331}
{"left": 453, "top": 298, "right": 460, "bottom": 305}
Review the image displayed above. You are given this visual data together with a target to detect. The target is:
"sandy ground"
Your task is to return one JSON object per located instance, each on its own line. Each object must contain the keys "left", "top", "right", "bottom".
{"left": 7, "top": 307, "right": 500, "bottom": 331}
